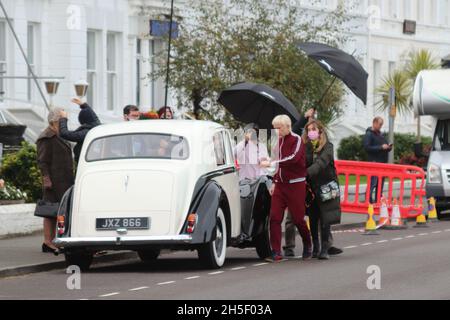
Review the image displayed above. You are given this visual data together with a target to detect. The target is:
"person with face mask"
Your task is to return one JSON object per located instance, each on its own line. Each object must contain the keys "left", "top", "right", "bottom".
{"left": 302, "top": 119, "right": 342, "bottom": 260}
{"left": 234, "top": 123, "right": 269, "bottom": 181}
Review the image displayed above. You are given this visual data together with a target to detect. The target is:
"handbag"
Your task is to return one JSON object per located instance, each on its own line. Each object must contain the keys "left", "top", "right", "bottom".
{"left": 34, "top": 200, "right": 60, "bottom": 218}
{"left": 318, "top": 180, "right": 340, "bottom": 203}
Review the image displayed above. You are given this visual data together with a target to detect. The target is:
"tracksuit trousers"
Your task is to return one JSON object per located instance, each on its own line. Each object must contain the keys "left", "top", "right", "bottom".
{"left": 270, "top": 182, "right": 312, "bottom": 255}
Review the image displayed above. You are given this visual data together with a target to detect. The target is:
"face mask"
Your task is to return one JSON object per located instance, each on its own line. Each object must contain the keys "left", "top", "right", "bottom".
{"left": 308, "top": 130, "right": 320, "bottom": 141}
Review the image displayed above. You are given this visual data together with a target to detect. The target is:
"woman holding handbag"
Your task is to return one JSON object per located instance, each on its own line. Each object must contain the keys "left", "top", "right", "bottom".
{"left": 302, "top": 119, "right": 343, "bottom": 260}
{"left": 36, "top": 108, "right": 74, "bottom": 254}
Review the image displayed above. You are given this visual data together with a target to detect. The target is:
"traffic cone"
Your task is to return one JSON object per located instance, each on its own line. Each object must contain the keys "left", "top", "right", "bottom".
{"left": 378, "top": 197, "right": 390, "bottom": 229}
{"left": 414, "top": 207, "right": 429, "bottom": 228}
{"left": 386, "top": 199, "right": 408, "bottom": 230}
{"left": 428, "top": 197, "right": 439, "bottom": 222}
{"left": 363, "top": 204, "right": 379, "bottom": 235}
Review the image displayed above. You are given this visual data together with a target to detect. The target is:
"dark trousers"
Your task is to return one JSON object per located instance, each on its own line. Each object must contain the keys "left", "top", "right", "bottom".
{"left": 285, "top": 201, "right": 333, "bottom": 252}
{"left": 270, "top": 182, "right": 311, "bottom": 255}
{"left": 309, "top": 202, "right": 333, "bottom": 252}
{"left": 369, "top": 177, "right": 385, "bottom": 203}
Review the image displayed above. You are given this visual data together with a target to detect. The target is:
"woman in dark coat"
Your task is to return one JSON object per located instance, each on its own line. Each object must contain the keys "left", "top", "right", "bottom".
{"left": 59, "top": 98, "right": 101, "bottom": 164}
{"left": 37, "top": 108, "right": 74, "bottom": 253}
{"left": 302, "top": 119, "right": 342, "bottom": 260}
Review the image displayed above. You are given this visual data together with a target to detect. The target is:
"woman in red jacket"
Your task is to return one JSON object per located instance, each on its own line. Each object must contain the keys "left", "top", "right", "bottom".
{"left": 261, "top": 115, "right": 312, "bottom": 262}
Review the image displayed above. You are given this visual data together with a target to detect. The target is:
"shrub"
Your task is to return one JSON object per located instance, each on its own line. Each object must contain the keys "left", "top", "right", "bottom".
{"left": 0, "top": 183, "right": 28, "bottom": 201}
{"left": 338, "top": 132, "right": 432, "bottom": 164}
{"left": 337, "top": 135, "right": 367, "bottom": 161}
{"left": 1, "top": 141, "right": 42, "bottom": 202}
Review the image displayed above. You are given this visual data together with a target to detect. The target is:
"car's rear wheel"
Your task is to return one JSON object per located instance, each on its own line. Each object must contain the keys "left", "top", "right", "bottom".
{"left": 64, "top": 251, "right": 93, "bottom": 272}
{"left": 198, "top": 208, "right": 227, "bottom": 269}
{"left": 137, "top": 249, "right": 161, "bottom": 263}
{"left": 254, "top": 216, "right": 271, "bottom": 259}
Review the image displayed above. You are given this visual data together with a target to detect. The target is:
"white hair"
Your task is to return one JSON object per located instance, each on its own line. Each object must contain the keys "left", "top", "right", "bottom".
{"left": 47, "top": 107, "right": 63, "bottom": 124}
{"left": 272, "top": 115, "right": 292, "bottom": 129}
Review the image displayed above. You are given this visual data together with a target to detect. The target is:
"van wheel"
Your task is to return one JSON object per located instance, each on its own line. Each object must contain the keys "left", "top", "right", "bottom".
{"left": 255, "top": 216, "right": 271, "bottom": 259}
{"left": 65, "top": 251, "right": 93, "bottom": 272}
{"left": 198, "top": 208, "right": 227, "bottom": 269}
{"left": 137, "top": 249, "right": 161, "bottom": 263}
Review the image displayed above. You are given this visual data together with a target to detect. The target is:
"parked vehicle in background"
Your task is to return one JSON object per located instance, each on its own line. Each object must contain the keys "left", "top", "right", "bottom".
{"left": 414, "top": 69, "right": 450, "bottom": 220}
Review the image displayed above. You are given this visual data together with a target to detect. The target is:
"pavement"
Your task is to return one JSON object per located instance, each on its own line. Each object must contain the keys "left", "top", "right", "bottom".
{"left": 1, "top": 219, "right": 449, "bottom": 300}
{"left": 0, "top": 213, "right": 407, "bottom": 280}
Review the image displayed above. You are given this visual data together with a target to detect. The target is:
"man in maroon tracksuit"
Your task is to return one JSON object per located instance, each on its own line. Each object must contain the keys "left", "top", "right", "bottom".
{"left": 261, "top": 115, "right": 312, "bottom": 262}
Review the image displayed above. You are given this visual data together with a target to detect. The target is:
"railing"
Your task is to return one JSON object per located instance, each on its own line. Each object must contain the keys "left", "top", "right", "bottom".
{"left": 335, "top": 160, "right": 426, "bottom": 219}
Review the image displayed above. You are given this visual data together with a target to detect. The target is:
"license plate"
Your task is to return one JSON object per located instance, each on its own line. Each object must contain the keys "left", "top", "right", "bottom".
{"left": 96, "top": 217, "right": 150, "bottom": 230}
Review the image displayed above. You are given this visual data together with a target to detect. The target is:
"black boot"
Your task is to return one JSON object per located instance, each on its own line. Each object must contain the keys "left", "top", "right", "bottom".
{"left": 318, "top": 242, "right": 330, "bottom": 260}
{"left": 312, "top": 240, "right": 320, "bottom": 259}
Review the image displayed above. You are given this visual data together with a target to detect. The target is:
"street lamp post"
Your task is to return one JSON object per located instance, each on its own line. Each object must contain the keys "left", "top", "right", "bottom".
{"left": 44, "top": 79, "right": 60, "bottom": 109}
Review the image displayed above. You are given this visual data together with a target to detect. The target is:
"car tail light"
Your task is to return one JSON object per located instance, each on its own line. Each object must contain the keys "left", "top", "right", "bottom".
{"left": 187, "top": 213, "right": 197, "bottom": 234}
{"left": 57, "top": 216, "right": 65, "bottom": 236}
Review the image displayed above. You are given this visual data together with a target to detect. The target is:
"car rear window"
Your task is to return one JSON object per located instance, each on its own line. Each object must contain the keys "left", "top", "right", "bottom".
{"left": 86, "top": 133, "right": 189, "bottom": 162}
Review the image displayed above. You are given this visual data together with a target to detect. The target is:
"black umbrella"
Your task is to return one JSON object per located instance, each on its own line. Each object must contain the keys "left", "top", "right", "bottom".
{"left": 218, "top": 82, "right": 300, "bottom": 129}
{"left": 298, "top": 42, "right": 369, "bottom": 105}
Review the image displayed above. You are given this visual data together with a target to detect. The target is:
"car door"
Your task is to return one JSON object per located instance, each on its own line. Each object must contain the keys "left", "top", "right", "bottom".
{"left": 212, "top": 130, "right": 241, "bottom": 238}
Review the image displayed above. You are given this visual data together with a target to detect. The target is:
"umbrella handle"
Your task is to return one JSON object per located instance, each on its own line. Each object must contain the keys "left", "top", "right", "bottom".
{"left": 316, "top": 76, "right": 337, "bottom": 108}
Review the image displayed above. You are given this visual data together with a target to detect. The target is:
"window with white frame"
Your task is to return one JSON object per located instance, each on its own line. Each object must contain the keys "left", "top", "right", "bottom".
{"left": 149, "top": 39, "right": 156, "bottom": 108}
{"left": 430, "top": 0, "right": 437, "bottom": 24}
{"left": 27, "top": 23, "right": 37, "bottom": 102}
{"left": 0, "top": 21, "right": 7, "bottom": 101}
{"left": 388, "top": 61, "right": 396, "bottom": 76}
{"left": 87, "top": 30, "right": 97, "bottom": 108}
{"left": 136, "top": 38, "right": 141, "bottom": 107}
{"left": 417, "top": 0, "right": 423, "bottom": 22}
{"left": 372, "top": 59, "right": 381, "bottom": 97}
{"left": 441, "top": 0, "right": 449, "bottom": 25}
{"left": 403, "top": 0, "right": 411, "bottom": 19}
{"left": 106, "top": 32, "right": 117, "bottom": 111}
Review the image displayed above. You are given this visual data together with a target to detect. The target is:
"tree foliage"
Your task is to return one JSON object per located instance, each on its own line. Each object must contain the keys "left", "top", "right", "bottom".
{"left": 150, "top": 0, "right": 352, "bottom": 128}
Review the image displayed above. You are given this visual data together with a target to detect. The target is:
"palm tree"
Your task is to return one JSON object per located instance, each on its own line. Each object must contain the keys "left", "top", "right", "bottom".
{"left": 375, "top": 70, "right": 412, "bottom": 163}
{"left": 404, "top": 49, "right": 440, "bottom": 142}
{"left": 375, "top": 70, "right": 412, "bottom": 115}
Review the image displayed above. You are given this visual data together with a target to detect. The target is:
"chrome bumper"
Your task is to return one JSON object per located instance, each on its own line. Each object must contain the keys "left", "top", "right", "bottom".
{"left": 54, "top": 235, "right": 193, "bottom": 248}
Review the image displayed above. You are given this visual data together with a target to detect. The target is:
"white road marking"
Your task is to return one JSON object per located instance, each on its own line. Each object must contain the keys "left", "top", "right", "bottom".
{"left": 418, "top": 233, "right": 429, "bottom": 236}
{"left": 79, "top": 299, "right": 89, "bottom": 300}
{"left": 99, "top": 292, "right": 120, "bottom": 297}
{"left": 361, "top": 243, "right": 373, "bottom": 246}
{"left": 231, "top": 267, "right": 246, "bottom": 271}
{"left": 208, "top": 271, "right": 224, "bottom": 275}
{"left": 158, "top": 281, "right": 176, "bottom": 286}
{"left": 432, "top": 231, "right": 442, "bottom": 234}
{"left": 128, "top": 287, "right": 148, "bottom": 292}
{"left": 253, "top": 263, "right": 269, "bottom": 267}
{"left": 377, "top": 240, "right": 389, "bottom": 243}
{"left": 405, "top": 235, "right": 415, "bottom": 239}
{"left": 445, "top": 229, "right": 450, "bottom": 232}
{"left": 344, "top": 246, "right": 357, "bottom": 249}
{"left": 392, "top": 238, "right": 403, "bottom": 241}
{"left": 185, "top": 276, "right": 200, "bottom": 280}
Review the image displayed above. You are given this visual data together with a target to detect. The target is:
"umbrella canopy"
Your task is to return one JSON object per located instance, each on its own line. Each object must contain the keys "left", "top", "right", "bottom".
{"left": 218, "top": 82, "right": 300, "bottom": 129}
{"left": 298, "top": 42, "right": 369, "bottom": 105}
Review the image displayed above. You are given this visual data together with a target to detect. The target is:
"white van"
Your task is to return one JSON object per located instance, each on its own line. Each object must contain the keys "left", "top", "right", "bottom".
{"left": 414, "top": 69, "right": 450, "bottom": 219}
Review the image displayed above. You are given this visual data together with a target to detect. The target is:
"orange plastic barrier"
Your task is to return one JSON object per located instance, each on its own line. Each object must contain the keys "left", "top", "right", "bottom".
{"left": 335, "top": 160, "right": 426, "bottom": 219}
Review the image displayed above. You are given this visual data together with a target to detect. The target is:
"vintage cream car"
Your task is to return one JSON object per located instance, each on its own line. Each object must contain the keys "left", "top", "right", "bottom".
{"left": 54, "top": 120, "right": 272, "bottom": 270}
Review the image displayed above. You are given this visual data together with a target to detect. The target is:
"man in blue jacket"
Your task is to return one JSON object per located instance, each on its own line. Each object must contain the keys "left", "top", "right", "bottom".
{"left": 363, "top": 117, "right": 392, "bottom": 203}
